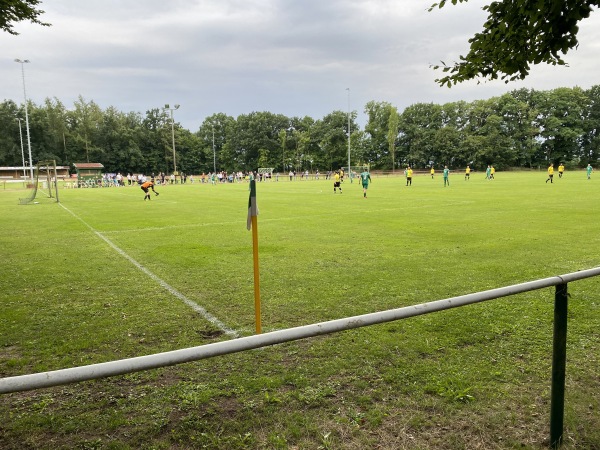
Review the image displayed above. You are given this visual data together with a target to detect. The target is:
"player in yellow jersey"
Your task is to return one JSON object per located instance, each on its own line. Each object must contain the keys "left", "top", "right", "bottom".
{"left": 406, "top": 167, "right": 413, "bottom": 186}
{"left": 558, "top": 163, "right": 565, "bottom": 178}
{"left": 546, "top": 163, "right": 554, "bottom": 183}
{"left": 430, "top": 166, "right": 435, "bottom": 179}
{"left": 465, "top": 165, "right": 470, "bottom": 180}
{"left": 333, "top": 171, "right": 342, "bottom": 193}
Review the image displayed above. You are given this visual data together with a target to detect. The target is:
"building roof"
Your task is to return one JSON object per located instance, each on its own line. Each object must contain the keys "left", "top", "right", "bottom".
{"left": 73, "top": 163, "right": 104, "bottom": 169}
{"left": 0, "top": 166, "right": 70, "bottom": 170}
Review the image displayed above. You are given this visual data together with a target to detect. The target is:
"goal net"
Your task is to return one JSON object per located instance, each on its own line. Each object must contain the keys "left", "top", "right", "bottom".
{"left": 19, "top": 160, "right": 60, "bottom": 205}
{"left": 348, "top": 165, "right": 370, "bottom": 180}
{"left": 257, "top": 167, "right": 274, "bottom": 180}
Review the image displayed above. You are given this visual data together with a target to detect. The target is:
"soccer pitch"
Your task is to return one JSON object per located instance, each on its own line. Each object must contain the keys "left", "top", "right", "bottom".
{"left": 1, "top": 171, "right": 599, "bottom": 449}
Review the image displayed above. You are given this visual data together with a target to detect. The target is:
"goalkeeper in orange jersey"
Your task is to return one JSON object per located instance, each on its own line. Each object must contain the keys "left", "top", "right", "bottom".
{"left": 141, "top": 180, "right": 159, "bottom": 200}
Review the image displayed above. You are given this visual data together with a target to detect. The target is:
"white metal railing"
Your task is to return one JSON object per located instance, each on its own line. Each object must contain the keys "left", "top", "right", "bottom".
{"left": 2, "top": 266, "right": 600, "bottom": 448}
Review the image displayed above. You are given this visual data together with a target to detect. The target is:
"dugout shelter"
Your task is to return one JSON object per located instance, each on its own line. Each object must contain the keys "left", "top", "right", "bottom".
{"left": 73, "top": 162, "right": 104, "bottom": 187}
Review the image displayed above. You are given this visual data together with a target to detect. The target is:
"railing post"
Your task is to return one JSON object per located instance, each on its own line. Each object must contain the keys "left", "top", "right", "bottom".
{"left": 550, "top": 283, "right": 568, "bottom": 448}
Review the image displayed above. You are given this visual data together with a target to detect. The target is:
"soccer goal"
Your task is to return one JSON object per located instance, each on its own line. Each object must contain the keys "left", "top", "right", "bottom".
{"left": 348, "top": 164, "right": 370, "bottom": 181}
{"left": 19, "top": 160, "right": 60, "bottom": 205}
{"left": 257, "top": 167, "right": 275, "bottom": 181}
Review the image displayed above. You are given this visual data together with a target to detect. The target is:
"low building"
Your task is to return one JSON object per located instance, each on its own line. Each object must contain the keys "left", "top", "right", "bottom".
{"left": 0, "top": 165, "right": 70, "bottom": 180}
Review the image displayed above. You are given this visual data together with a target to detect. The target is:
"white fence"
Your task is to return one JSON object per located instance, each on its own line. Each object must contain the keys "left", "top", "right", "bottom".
{"left": 2, "top": 266, "right": 600, "bottom": 448}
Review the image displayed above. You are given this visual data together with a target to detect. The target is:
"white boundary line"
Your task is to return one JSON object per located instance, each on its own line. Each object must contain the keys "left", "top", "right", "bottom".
{"left": 59, "top": 203, "right": 239, "bottom": 338}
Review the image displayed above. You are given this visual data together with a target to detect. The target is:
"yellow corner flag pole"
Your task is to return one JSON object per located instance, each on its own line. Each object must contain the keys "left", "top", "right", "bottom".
{"left": 247, "top": 179, "right": 261, "bottom": 334}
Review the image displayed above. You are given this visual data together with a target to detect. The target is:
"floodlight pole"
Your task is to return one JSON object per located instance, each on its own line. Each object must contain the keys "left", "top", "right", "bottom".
{"left": 15, "top": 59, "right": 33, "bottom": 181}
{"left": 287, "top": 126, "right": 295, "bottom": 175}
{"left": 282, "top": 129, "right": 286, "bottom": 172}
{"left": 16, "top": 118, "right": 26, "bottom": 179}
{"left": 163, "top": 104, "right": 180, "bottom": 175}
{"left": 346, "top": 88, "right": 351, "bottom": 183}
{"left": 212, "top": 125, "right": 216, "bottom": 174}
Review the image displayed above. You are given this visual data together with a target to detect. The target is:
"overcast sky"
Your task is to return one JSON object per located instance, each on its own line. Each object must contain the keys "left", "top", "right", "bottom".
{"left": 2, "top": 0, "right": 599, "bottom": 131}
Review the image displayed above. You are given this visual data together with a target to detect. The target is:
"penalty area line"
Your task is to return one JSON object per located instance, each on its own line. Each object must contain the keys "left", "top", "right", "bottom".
{"left": 59, "top": 203, "right": 239, "bottom": 338}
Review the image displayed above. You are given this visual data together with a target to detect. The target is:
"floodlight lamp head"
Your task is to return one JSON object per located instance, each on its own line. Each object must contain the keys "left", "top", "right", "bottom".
{"left": 164, "top": 104, "right": 170, "bottom": 109}
{"left": 174, "top": 104, "right": 180, "bottom": 110}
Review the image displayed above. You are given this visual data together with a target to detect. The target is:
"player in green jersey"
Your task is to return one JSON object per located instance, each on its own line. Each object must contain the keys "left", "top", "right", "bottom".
{"left": 360, "top": 169, "right": 371, "bottom": 198}
{"left": 443, "top": 166, "right": 450, "bottom": 187}
{"left": 586, "top": 164, "right": 593, "bottom": 179}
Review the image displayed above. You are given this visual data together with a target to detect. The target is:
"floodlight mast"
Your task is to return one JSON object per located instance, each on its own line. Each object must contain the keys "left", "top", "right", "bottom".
{"left": 163, "top": 104, "right": 180, "bottom": 174}
{"left": 15, "top": 59, "right": 33, "bottom": 181}
{"left": 346, "top": 88, "right": 351, "bottom": 182}
{"left": 16, "top": 118, "right": 26, "bottom": 179}
{"left": 212, "top": 124, "right": 216, "bottom": 174}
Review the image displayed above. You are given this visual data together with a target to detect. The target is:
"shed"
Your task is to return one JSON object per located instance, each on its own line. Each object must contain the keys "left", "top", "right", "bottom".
{"left": 73, "top": 163, "right": 104, "bottom": 186}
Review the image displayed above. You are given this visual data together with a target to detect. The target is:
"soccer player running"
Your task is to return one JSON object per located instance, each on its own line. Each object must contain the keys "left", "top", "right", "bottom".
{"left": 546, "top": 163, "right": 554, "bottom": 183}
{"left": 141, "top": 180, "right": 159, "bottom": 200}
{"left": 360, "top": 168, "right": 371, "bottom": 198}
{"left": 443, "top": 166, "right": 450, "bottom": 187}
{"left": 333, "top": 171, "right": 342, "bottom": 194}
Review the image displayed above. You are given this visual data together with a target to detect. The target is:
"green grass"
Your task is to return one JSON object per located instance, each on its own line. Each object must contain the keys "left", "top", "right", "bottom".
{"left": 1, "top": 171, "right": 599, "bottom": 449}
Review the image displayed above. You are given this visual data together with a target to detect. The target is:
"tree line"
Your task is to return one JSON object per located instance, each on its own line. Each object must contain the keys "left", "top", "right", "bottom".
{"left": 1, "top": 86, "right": 599, "bottom": 175}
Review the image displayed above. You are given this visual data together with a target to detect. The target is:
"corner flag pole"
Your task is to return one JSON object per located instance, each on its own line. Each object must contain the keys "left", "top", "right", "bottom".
{"left": 247, "top": 180, "right": 261, "bottom": 334}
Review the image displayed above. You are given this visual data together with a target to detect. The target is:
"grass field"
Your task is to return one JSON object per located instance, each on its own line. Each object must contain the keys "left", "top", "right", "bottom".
{"left": 1, "top": 171, "right": 599, "bottom": 449}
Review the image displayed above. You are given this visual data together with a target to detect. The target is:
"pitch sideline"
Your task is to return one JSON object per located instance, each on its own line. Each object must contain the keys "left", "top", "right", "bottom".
{"left": 59, "top": 203, "right": 239, "bottom": 338}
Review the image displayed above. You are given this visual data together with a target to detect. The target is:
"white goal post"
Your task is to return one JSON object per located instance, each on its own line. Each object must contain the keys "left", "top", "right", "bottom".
{"left": 19, "top": 160, "right": 60, "bottom": 205}
{"left": 348, "top": 164, "right": 370, "bottom": 179}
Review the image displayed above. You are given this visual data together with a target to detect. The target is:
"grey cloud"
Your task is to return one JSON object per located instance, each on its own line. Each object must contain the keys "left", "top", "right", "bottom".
{"left": 2, "top": 0, "right": 599, "bottom": 131}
